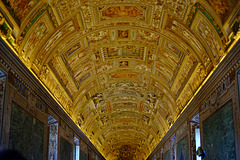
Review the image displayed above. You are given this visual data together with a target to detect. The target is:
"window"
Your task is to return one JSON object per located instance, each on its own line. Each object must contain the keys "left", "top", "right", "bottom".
{"left": 190, "top": 114, "right": 200, "bottom": 160}
{"left": 74, "top": 136, "right": 80, "bottom": 160}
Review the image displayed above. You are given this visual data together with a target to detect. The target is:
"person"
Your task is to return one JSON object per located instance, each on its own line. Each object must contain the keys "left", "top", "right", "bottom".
{"left": 0, "top": 149, "right": 27, "bottom": 160}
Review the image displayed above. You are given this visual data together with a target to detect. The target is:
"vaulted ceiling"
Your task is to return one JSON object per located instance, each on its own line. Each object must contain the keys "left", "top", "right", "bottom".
{"left": 0, "top": 0, "right": 239, "bottom": 159}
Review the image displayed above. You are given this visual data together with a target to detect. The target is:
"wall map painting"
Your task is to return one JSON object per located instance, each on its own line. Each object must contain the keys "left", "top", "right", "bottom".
{"left": 202, "top": 102, "right": 236, "bottom": 160}
{"left": 9, "top": 102, "right": 44, "bottom": 160}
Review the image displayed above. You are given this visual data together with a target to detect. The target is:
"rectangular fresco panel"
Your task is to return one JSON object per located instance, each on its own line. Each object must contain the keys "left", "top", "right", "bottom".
{"left": 101, "top": 6, "right": 143, "bottom": 18}
{"left": 176, "top": 136, "right": 189, "bottom": 160}
{"left": 60, "top": 137, "right": 72, "bottom": 160}
{"left": 48, "top": 123, "right": 58, "bottom": 160}
{"left": 3, "top": 0, "right": 39, "bottom": 25}
{"left": 202, "top": 102, "right": 236, "bottom": 160}
{"left": 164, "top": 150, "right": 170, "bottom": 160}
{"left": 9, "top": 102, "right": 44, "bottom": 160}
{"left": 66, "top": 42, "right": 81, "bottom": 57}
{"left": 80, "top": 150, "right": 87, "bottom": 160}
{"left": 166, "top": 42, "right": 180, "bottom": 56}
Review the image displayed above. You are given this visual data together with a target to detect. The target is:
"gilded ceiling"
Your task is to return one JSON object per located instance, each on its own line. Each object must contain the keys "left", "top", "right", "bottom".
{"left": 0, "top": 0, "right": 240, "bottom": 159}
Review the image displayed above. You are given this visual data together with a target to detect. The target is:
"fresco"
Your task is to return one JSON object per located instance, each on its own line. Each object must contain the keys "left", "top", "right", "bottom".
{"left": 66, "top": 42, "right": 81, "bottom": 57}
{"left": 56, "top": 0, "right": 81, "bottom": 21}
{"left": 198, "top": 20, "right": 221, "bottom": 60}
{"left": 79, "top": 72, "right": 91, "bottom": 84}
{"left": 9, "top": 102, "right": 44, "bottom": 160}
{"left": 106, "top": 47, "right": 119, "bottom": 57}
{"left": 110, "top": 73, "right": 137, "bottom": 79}
{"left": 48, "top": 123, "right": 58, "bottom": 160}
{"left": 164, "top": 150, "right": 170, "bottom": 160}
{"left": 3, "top": 0, "right": 39, "bottom": 24}
{"left": 155, "top": 70, "right": 170, "bottom": 83}
{"left": 60, "top": 137, "right": 72, "bottom": 160}
{"left": 0, "top": 0, "right": 234, "bottom": 159}
{"left": 186, "top": 3, "right": 223, "bottom": 37}
{"left": 170, "top": 19, "right": 205, "bottom": 58}
{"left": 35, "top": 20, "right": 75, "bottom": 67}
{"left": 155, "top": 62, "right": 173, "bottom": 79}
{"left": 80, "top": 150, "right": 87, "bottom": 160}
{"left": 21, "top": 4, "right": 57, "bottom": 38}
{"left": 137, "top": 29, "right": 160, "bottom": 44}
{"left": 171, "top": 55, "right": 196, "bottom": 97}
{"left": 65, "top": 48, "right": 90, "bottom": 69}
{"left": 207, "top": 0, "right": 235, "bottom": 21}
{"left": 166, "top": 42, "right": 180, "bottom": 56}
{"left": 102, "top": 6, "right": 143, "bottom": 18}
{"left": 165, "top": 0, "right": 187, "bottom": 19}
{"left": 22, "top": 21, "right": 48, "bottom": 61}
{"left": 161, "top": 51, "right": 179, "bottom": 67}
{"left": 13, "top": 76, "right": 29, "bottom": 98}
{"left": 106, "top": 45, "right": 142, "bottom": 58}
{"left": 118, "top": 30, "right": 129, "bottom": 38}
{"left": 96, "top": 62, "right": 115, "bottom": 74}
{"left": 176, "top": 136, "right": 189, "bottom": 160}
{"left": 122, "top": 46, "right": 141, "bottom": 56}
{"left": 119, "top": 61, "right": 129, "bottom": 67}
{"left": 203, "top": 102, "right": 236, "bottom": 160}
{"left": 86, "top": 30, "right": 109, "bottom": 45}
{"left": 74, "top": 64, "right": 93, "bottom": 80}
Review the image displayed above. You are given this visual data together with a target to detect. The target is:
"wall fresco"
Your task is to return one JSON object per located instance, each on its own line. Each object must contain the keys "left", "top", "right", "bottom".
{"left": 60, "top": 137, "right": 72, "bottom": 160}
{"left": 80, "top": 150, "right": 87, "bottom": 160}
{"left": 164, "top": 150, "right": 170, "bottom": 160}
{"left": 176, "top": 136, "right": 189, "bottom": 160}
{"left": 9, "top": 102, "right": 44, "bottom": 160}
{"left": 13, "top": 76, "right": 29, "bottom": 98}
{"left": 202, "top": 102, "right": 236, "bottom": 160}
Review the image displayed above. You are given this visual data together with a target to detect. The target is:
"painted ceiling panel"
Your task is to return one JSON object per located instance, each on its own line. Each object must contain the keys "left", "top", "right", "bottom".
{"left": 0, "top": 0, "right": 239, "bottom": 159}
